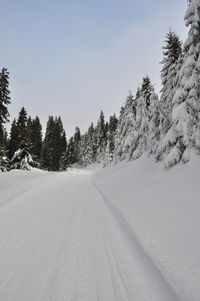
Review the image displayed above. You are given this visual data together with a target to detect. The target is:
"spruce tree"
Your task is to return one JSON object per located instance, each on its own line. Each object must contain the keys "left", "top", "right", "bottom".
{"left": 130, "top": 87, "right": 149, "bottom": 160}
{"left": 114, "top": 91, "right": 136, "bottom": 162}
{"left": 163, "top": 0, "right": 200, "bottom": 167}
{"left": 17, "top": 107, "right": 29, "bottom": 146}
{"left": 95, "top": 111, "right": 106, "bottom": 161}
{"left": 30, "top": 116, "right": 43, "bottom": 161}
{"left": 8, "top": 119, "right": 19, "bottom": 159}
{"left": 141, "top": 76, "right": 152, "bottom": 110}
{"left": 41, "top": 116, "right": 55, "bottom": 170}
{"left": 104, "top": 114, "right": 118, "bottom": 165}
{"left": 148, "top": 91, "right": 162, "bottom": 157}
{"left": 0, "top": 68, "right": 11, "bottom": 148}
{"left": 66, "top": 137, "right": 76, "bottom": 165}
{"left": 129, "top": 78, "right": 157, "bottom": 160}
{"left": 159, "top": 31, "right": 182, "bottom": 145}
{"left": 73, "top": 126, "right": 81, "bottom": 162}
{"left": 41, "top": 116, "right": 66, "bottom": 171}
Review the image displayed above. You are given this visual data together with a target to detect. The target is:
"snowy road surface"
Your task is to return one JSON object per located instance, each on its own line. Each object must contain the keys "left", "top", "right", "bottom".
{"left": 0, "top": 167, "right": 196, "bottom": 300}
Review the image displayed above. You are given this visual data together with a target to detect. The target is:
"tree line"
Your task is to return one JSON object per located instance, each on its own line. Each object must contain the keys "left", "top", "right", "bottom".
{"left": 0, "top": 1, "right": 200, "bottom": 171}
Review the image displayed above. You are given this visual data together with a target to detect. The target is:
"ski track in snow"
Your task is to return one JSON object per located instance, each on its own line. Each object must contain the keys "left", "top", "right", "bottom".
{"left": 0, "top": 168, "right": 188, "bottom": 300}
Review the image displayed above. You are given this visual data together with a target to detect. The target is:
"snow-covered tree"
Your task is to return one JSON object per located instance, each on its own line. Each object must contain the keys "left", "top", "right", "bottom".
{"left": 159, "top": 31, "right": 182, "bottom": 139}
{"left": 0, "top": 147, "right": 10, "bottom": 172}
{"left": 41, "top": 116, "right": 66, "bottom": 171}
{"left": 0, "top": 68, "right": 11, "bottom": 148}
{"left": 79, "top": 123, "right": 96, "bottom": 166}
{"left": 80, "top": 134, "right": 94, "bottom": 166}
{"left": 163, "top": 0, "right": 200, "bottom": 167}
{"left": 148, "top": 91, "right": 162, "bottom": 157}
{"left": 17, "top": 107, "right": 29, "bottom": 145}
{"left": 65, "top": 136, "right": 76, "bottom": 166}
{"left": 95, "top": 111, "right": 107, "bottom": 161}
{"left": 10, "top": 141, "right": 35, "bottom": 171}
{"left": 73, "top": 126, "right": 81, "bottom": 162}
{"left": 130, "top": 77, "right": 156, "bottom": 160}
{"left": 114, "top": 91, "right": 136, "bottom": 162}
{"left": 104, "top": 114, "right": 118, "bottom": 165}
{"left": 8, "top": 119, "right": 19, "bottom": 159}
{"left": 130, "top": 88, "right": 149, "bottom": 160}
{"left": 29, "top": 116, "right": 43, "bottom": 161}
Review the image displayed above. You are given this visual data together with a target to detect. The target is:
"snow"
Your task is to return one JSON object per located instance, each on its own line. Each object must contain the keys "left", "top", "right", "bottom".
{"left": 94, "top": 156, "right": 200, "bottom": 300}
{"left": 0, "top": 158, "right": 199, "bottom": 300}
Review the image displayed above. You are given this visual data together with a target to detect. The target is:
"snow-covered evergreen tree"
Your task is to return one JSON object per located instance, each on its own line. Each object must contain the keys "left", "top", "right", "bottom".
{"left": 148, "top": 91, "right": 162, "bottom": 157}
{"left": 30, "top": 116, "right": 43, "bottom": 162}
{"left": 78, "top": 123, "right": 96, "bottom": 166}
{"left": 80, "top": 133, "right": 94, "bottom": 166}
{"left": 73, "top": 126, "right": 81, "bottom": 162}
{"left": 130, "top": 77, "right": 156, "bottom": 160}
{"left": 156, "top": 31, "right": 182, "bottom": 160}
{"left": 104, "top": 114, "right": 118, "bottom": 165}
{"left": 65, "top": 136, "right": 76, "bottom": 166}
{"left": 0, "top": 147, "right": 10, "bottom": 172}
{"left": 41, "top": 116, "right": 66, "bottom": 171}
{"left": 17, "top": 107, "right": 29, "bottom": 146}
{"left": 114, "top": 91, "right": 136, "bottom": 162}
{"left": 11, "top": 141, "right": 34, "bottom": 171}
{"left": 163, "top": 0, "right": 200, "bottom": 167}
{"left": 130, "top": 88, "right": 149, "bottom": 160}
{"left": 0, "top": 68, "right": 11, "bottom": 148}
{"left": 159, "top": 31, "right": 182, "bottom": 137}
{"left": 95, "top": 111, "right": 107, "bottom": 162}
{"left": 8, "top": 119, "right": 19, "bottom": 159}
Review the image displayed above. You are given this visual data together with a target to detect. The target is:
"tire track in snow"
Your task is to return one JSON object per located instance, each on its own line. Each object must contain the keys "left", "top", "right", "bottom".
{"left": 88, "top": 195, "right": 130, "bottom": 301}
{"left": 91, "top": 178, "right": 181, "bottom": 301}
{"left": 39, "top": 197, "right": 83, "bottom": 301}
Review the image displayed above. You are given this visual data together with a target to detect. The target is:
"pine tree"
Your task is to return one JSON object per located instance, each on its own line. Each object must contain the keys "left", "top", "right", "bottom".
{"left": 41, "top": 116, "right": 66, "bottom": 171}
{"left": 66, "top": 137, "right": 76, "bottom": 165}
{"left": 95, "top": 111, "right": 107, "bottom": 161}
{"left": 41, "top": 116, "right": 55, "bottom": 170}
{"left": 30, "top": 116, "right": 43, "bottom": 161}
{"left": 8, "top": 119, "right": 19, "bottom": 159}
{"left": 163, "top": 0, "right": 200, "bottom": 167}
{"left": 17, "top": 107, "right": 29, "bottom": 146}
{"left": 141, "top": 76, "right": 152, "bottom": 110}
{"left": 0, "top": 146, "right": 10, "bottom": 171}
{"left": 114, "top": 91, "right": 136, "bottom": 162}
{"left": 148, "top": 91, "right": 162, "bottom": 157}
{"left": 159, "top": 31, "right": 182, "bottom": 146}
{"left": 0, "top": 68, "right": 11, "bottom": 148}
{"left": 27, "top": 116, "right": 32, "bottom": 147}
{"left": 130, "top": 78, "right": 157, "bottom": 160}
{"left": 73, "top": 126, "right": 81, "bottom": 162}
{"left": 104, "top": 114, "right": 118, "bottom": 165}
{"left": 11, "top": 143, "right": 34, "bottom": 171}
{"left": 130, "top": 87, "right": 149, "bottom": 160}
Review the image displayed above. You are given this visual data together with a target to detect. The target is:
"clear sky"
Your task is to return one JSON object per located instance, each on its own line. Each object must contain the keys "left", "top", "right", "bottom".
{"left": 1, "top": 0, "right": 188, "bottom": 137}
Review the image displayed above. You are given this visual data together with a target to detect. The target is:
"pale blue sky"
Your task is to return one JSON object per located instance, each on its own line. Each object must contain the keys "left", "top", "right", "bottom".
{"left": 1, "top": 0, "right": 188, "bottom": 136}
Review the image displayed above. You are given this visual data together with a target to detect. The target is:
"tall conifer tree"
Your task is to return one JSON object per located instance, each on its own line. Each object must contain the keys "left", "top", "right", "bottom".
{"left": 0, "top": 68, "right": 11, "bottom": 148}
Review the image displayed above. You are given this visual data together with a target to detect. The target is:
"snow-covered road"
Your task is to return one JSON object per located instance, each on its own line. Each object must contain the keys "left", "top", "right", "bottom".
{"left": 0, "top": 168, "right": 180, "bottom": 301}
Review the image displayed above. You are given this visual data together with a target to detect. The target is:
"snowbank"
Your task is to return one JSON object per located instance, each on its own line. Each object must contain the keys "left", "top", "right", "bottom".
{"left": 93, "top": 155, "right": 200, "bottom": 300}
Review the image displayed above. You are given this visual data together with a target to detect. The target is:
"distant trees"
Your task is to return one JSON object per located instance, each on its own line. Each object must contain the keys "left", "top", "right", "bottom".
{"left": 8, "top": 119, "right": 19, "bottom": 159}
{"left": 41, "top": 116, "right": 66, "bottom": 171}
{"left": 29, "top": 116, "right": 43, "bottom": 161}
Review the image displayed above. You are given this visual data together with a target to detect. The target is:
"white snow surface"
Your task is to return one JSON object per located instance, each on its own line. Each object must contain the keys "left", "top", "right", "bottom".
{"left": 0, "top": 158, "right": 199, "bottom": 300}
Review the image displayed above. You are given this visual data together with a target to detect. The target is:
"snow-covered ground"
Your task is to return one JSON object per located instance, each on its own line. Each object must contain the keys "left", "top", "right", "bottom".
{"left": 0, "top": 157, "right": 199, "bottom": 300}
